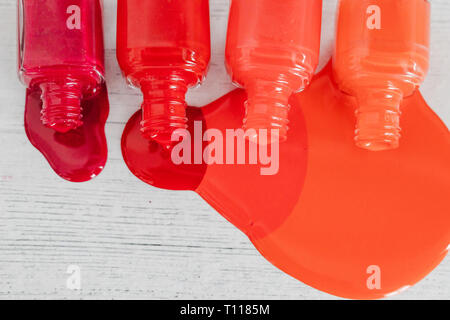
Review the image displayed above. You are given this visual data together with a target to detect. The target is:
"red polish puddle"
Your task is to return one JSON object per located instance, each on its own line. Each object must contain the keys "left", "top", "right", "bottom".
{"left": 122, "top": 62, "right": 450, "bottom": 299}
{"left": 122, "top": 106, "right": 208, "bottom": 191}
{"left": 24, "top": 83, "right": 109, "bottom": 182}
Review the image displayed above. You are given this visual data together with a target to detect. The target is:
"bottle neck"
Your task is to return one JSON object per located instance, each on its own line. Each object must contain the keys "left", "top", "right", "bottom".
{"left": 355, "top": 88, "right": 404, "bottom": 151}
{"left": 139, "top": 78, "right": 189, "bottom": 147}
{"left": 39, "top": 80, "right": 84, "bottom": 133}
{"left": 244, "top": 79, "right": 294, "bottom": 143}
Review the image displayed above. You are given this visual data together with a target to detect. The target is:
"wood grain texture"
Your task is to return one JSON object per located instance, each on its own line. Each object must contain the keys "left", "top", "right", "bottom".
{"left": 0, "top": 0, "right": 448, "bottom": 300}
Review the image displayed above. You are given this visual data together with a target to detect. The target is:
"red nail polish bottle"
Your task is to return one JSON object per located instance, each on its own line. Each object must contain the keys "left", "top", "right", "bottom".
{"left": 117, "top": 0, "right": 211, "bottom": 147}
{"left": 226, "top": 0, "right": 322, "bottom": 142}
{"left": 18, "top": 0, "right": 105, "bottom": 133}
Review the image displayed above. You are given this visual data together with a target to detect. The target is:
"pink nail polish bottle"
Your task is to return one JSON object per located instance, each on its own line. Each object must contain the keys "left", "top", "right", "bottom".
{"left": 18, "top": 0, "right": 105, "bottom": 133}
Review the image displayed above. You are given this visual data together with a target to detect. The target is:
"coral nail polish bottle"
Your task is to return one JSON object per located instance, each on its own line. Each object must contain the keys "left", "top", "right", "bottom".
{"left": 225, "top": 0, "right": 322, "bottom": 142}
{"left": 117, "top": 0, "right": 211, "bottom": 146}
{"left": 334, "top": 0, "right": 430, "bottom": 151}
{"left": 18, "top": 0, "right": 105, "bottom": 133}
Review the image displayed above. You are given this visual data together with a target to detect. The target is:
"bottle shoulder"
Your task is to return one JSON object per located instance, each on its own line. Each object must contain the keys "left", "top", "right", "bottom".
{"left": 19, "top": 64, "right": 104, "bottom": 90}
{"left": 333, "top": 44, "right": 429, "bottom": 95}
{"left": 226, "top": 46, "right": 318, "bottom": 90}
{"left": 118, "top": 47, "right": 210, "bottom": 88}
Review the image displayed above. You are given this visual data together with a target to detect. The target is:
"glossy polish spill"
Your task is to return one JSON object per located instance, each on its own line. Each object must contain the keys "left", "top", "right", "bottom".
{"left": 333, "top": 0, "right": 430, "bottom": 151}
{"left": 18, "top": 0, "right": 108, "bottom": 181}
{"left": 226, "top": 0, "right": 322, "bottom": 142}
{"left": 122, "top": 62, "right": 450, "bottom": 299}
{"left": 25, "top": 84, "right": 109, "bottom": 182}
{"left": 122, "top": 106, "right": 207, "bottom": 191}
{"left": 117, "top": 0, "right": 211, "bottom": 147}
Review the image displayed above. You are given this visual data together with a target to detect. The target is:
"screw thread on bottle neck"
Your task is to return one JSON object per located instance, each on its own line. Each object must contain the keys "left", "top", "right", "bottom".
{"left": 244, "top": 80, "right": 293, "bottom": 144}
{"left": 140, "top": 78, "right": 188, "bottom": 147}
{"left": 355, "top": 88, "right": 403, "bottom": 151}
{"left": 39, "top": 81, "right": 83, "bottom": 133}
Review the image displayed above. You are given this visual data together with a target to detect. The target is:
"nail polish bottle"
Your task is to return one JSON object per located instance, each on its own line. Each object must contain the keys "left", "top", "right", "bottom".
{"left": 117, "top": 0, "right": 211, "bottom": 147}
{"left": 18, "top": 0, "right": 105, "bottom": 133}
{"left": 334, "top": 0, "right": 430, "bottom": 151}
{"left": 225, "top": 0, "right": 322, "bottom": 142}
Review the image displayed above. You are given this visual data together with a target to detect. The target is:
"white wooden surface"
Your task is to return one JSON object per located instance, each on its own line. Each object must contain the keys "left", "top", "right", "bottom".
{"left": 0, "top": 0, "right": 449, "bottom": 300}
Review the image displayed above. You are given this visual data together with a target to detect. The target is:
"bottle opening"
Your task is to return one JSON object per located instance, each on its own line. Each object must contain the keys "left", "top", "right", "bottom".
{"left": 39, "top": 81, "right": 83, "bottom": 133}
{"left": 355, "top": 89, "right": 403, "bottom": 151}
{"left": 244, "top": 80, "right": 293, "bottom": 143}
{"left": 140, "top": 79, "right": 189, "bottom": 148}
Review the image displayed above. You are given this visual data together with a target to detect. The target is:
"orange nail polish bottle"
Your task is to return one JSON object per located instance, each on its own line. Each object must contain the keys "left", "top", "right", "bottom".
{"left": 225, "top": 0, "right": 322, "bottom": 142}
{"left": 334, "top": 0, "right": 430, "bottom": 151}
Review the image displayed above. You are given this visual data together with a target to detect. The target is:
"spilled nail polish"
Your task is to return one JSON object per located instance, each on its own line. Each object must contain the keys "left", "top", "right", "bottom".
{"left": 25, "top": 84, "right": 109, "bottom": 182}
{"left": 122, "top": 61, "right": 450, "bottom": 299}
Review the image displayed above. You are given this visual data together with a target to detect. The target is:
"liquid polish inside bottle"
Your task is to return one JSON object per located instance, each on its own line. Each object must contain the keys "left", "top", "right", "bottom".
{"left": 225, "top": 0, "right": 322, "bottom": 143}
{"left": 18, "top": 0, "right": 105, "bottom": 133}
{"left": 117, "top": 0, "right": 211, "bottom": 147}
{"left": 333, "top": 0, "right": 430, "bottom": 151}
